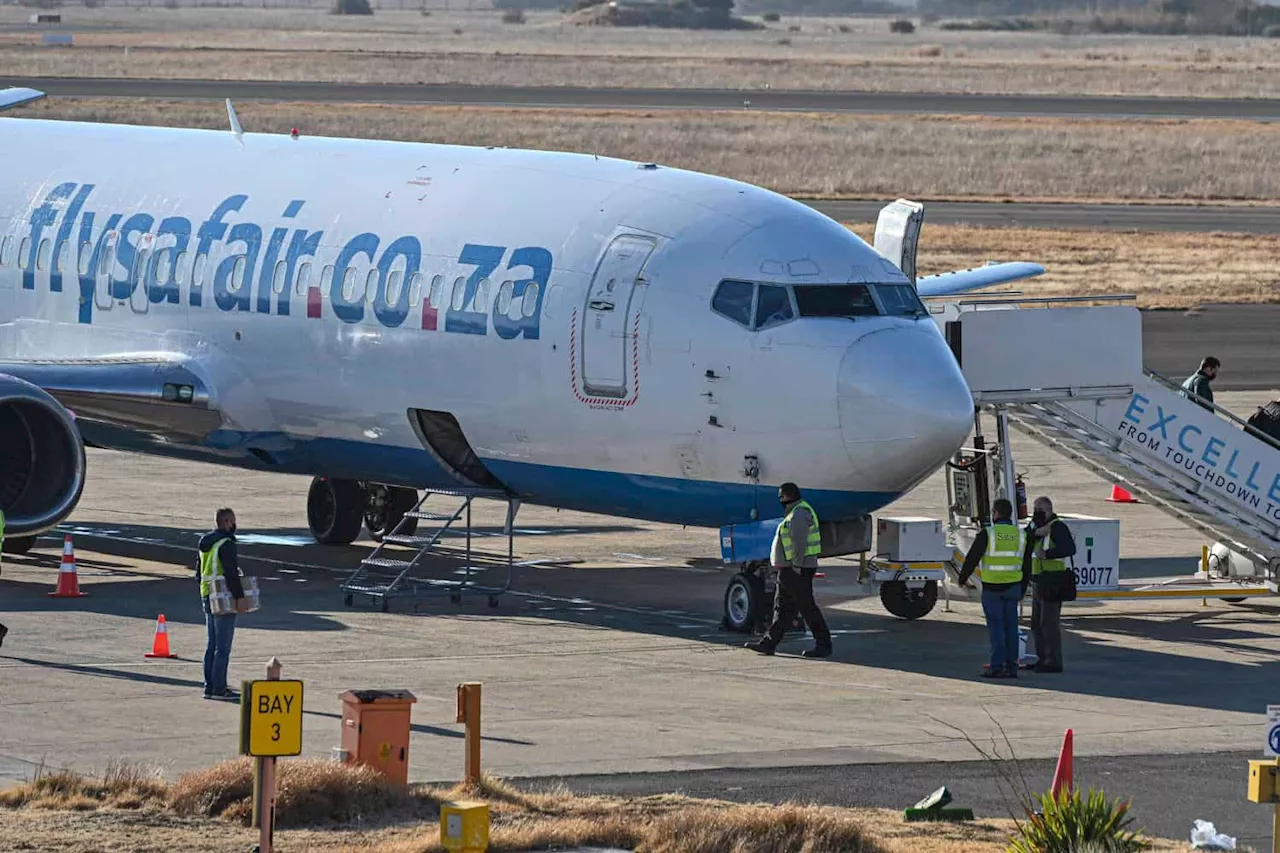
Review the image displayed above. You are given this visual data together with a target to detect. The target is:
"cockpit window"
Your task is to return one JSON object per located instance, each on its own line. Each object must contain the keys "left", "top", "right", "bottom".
{"left": 794, "top": 284, "right": 878, "bottom": 319}
{"left": 875, "top": 283, "right": 927, "bottom": 316}
{"left": 712, "top": 280, "right": 754, "bottom": 328}
{"left": 755, "top": 284, "right": 794, "bottom": 329}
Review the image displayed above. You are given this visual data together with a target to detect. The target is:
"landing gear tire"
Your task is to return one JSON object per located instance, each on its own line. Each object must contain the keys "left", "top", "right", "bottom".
{"left": 362, "top": 484, "right": 419, "bottom": 542}
{"left": 1223, "top": 597, "right": 1248, "bottom": 604}
{"left": 307, "top": 477, "right": 365, "bottom": 545}
{"left": 723, "top": 571, "right": 767, "bottom": 633}
{"left": 880, "top": 580, "right": 938, "bottom": 620}
{"left": 1, "top": 535, "right": 36, "bottom": 555}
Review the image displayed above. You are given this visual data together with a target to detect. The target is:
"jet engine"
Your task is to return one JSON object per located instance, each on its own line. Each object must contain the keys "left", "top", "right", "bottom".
{"left": 0, "top": 375, "right": 86, "bottom": 536}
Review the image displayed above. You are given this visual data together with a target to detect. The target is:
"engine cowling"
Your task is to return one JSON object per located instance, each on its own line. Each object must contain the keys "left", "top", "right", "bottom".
{"left": 0, "top": 375, "right": 86, "bottom": 536}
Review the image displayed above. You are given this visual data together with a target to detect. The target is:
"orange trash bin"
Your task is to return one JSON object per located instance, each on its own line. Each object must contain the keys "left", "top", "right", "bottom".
{"left": 338, "top": 689, "right": 417, "bottom": 786}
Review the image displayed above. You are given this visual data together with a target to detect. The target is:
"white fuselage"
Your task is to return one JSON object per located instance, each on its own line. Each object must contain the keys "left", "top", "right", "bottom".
{"left": 0, "top": 118, "right": 973, "bottom": 527}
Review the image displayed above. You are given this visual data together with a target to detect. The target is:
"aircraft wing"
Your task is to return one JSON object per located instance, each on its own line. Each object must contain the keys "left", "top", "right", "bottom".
{"left": 0, "top": 355, "right": 222, "bottom": 441}
{"left": 0, "top": 87, "right": 45, "bottom": 111}
{"left": 916, "top": 262, "right": 1046, "bottom": 298}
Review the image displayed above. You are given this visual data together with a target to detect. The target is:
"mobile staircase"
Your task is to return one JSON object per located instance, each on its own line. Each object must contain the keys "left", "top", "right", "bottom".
{"left": 341, "top": 487, "right": 521, "bottom": 612}
{"left": 932, "top": 295, "right": 1280, "bottom": 594}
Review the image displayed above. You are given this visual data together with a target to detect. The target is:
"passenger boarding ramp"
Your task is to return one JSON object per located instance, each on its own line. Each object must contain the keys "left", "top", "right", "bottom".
{"left": 933, "top": 297, "right": 1280, "bottom": 584}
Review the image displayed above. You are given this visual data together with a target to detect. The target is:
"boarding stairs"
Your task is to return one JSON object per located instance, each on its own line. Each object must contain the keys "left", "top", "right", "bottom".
{"left": 938, "top": 296, "right": 1280, "bottom": 580}
{"left": 341, "top": 487, "right": 519, "bottom": 611}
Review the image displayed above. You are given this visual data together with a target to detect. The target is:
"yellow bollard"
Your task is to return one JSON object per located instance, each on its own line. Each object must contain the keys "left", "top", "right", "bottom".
{"left": 1246, "top": 757, "right": 1280, "bottom": 853}
{"left": 457, "top": 682, "right": 482, "bottom": 785}
{"left": 441, "top": 800, "right": 490, "bottom": 852}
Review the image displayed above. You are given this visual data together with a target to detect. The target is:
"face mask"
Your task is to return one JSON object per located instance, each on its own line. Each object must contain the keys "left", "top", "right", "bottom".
{"left": 1032, "top": 511, "right": 1047, "bottom": 527}
{"left": 229, "top": 524, "right": 238, "bottom": 535}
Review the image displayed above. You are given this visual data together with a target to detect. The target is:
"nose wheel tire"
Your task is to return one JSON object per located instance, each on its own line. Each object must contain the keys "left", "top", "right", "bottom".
{"left": 363, "top": 484, "right": 419, "bottom": 542}
{"left": 723, "top": 572, "right": 766, "bottom": 633}
{"left": 307, "top": 477, "right": 365, "bottom": 545}
{"left": 880, "top": 580, "right": 938, "bottom": 620}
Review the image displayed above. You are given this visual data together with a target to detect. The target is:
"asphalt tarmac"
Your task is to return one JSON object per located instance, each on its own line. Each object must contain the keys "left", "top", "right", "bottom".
{"left": 11, "top": 76, "right": 1280, "bottom": 121}
{"left": 1144, "top": 305, "right": 1280, "bottom": 393}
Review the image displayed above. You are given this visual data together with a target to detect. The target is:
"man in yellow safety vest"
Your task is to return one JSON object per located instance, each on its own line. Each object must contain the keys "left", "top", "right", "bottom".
{"left": 199, "top": 507, "right": 247, "bottom": 700}
{"left": 745, "top": 482, "right": 832, "bottom": 659}
{"left": 1025, "top": 496, "right": 1077, "bottom": 674}
{"left": 0, "top": 508, "right": 8, "bottom": 647}
{"left": 956, "top": 498, "right": 1029, "bottom": 678}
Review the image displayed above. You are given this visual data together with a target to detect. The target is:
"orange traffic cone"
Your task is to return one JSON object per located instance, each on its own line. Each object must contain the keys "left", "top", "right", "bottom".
{"left": 144, "top": 614, "right": 178, "bottom": 659}
{"left": 1050, "top": 728, "right": 1074, "bottom": 799}
{"left": 47, "top": 535, "right": 87, "bottom": 598}
{"left": 1106, "top": 484, "right": 1139, "bottom": 504}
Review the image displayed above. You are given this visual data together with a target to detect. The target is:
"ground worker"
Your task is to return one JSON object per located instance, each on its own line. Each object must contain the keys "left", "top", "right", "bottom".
{"left": 1181, "top": 356, "right": 1219, "bottom": 410}
{"left": 745, "top": 482, "right": 833, "bottom": 659}
{"left": 0, "top": 507, "right": 8, "bottom": 648}
{"left": 1025, "top": 496, "right": 1077, "bottom": 674}
{"left": 956, "top": 498, "right": 1026, "bottom": 679}
{"left": 199, "top": 507, "right": 247, "bottom": 701}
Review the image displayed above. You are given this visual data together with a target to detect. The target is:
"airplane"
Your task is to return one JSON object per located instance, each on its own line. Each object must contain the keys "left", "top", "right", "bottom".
{"left": 0, "top": 86, "right": 1045, "bottom": 554}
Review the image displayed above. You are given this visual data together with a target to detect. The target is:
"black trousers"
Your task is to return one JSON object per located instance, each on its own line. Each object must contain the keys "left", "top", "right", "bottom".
{"left": 1030, "top": 589, "right": 1063, "bottom": 668}
{"left": 764, "top": 567, "right": 832, "bottom": 648}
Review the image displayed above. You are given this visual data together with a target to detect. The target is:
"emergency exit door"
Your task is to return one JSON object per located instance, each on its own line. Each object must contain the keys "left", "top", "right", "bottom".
{"left": 580, "top": 234, "right": 655, "bottom": 398}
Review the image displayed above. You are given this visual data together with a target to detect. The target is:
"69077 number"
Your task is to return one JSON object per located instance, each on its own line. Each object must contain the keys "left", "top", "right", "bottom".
{"left": 1073, "top": 566, "right": 1113, "bottom": 587}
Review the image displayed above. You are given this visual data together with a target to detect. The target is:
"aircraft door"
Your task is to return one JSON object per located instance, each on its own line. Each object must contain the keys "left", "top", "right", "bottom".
{"left": 580, "top": 234, "right": 656, "bottom": 398}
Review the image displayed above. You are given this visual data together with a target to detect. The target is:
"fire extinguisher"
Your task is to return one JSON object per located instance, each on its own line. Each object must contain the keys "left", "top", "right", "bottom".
{"left": 1015, "top": 474, "right": 1028, "bottom": 520}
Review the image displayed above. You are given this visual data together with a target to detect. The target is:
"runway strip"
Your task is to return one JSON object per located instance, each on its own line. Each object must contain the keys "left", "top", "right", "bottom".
{"left": 10, "top": 76, "right": 1280, "bottom": 120}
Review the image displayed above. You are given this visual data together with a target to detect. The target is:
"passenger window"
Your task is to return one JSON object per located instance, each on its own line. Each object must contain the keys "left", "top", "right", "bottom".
{"left": 232, "top": 256, "right": 247, "bottom": 290}
{"left": 155, "top": 252, "right": 171, "bottom": 284}
{"left": 794, "top": 284, "right": 878, "bottom": 318}
{"left": 78, "top": 243, "right": 92, "bottom": 276}
{"left": 387, "top": 269, "right": 404, "bottom": 304}
{"left": 495, "top": 280, "right": 514, "bottom": 317}
{"left": 296, "top": 262, "right": 311, "bottom": 295}
{"left": 475, "top": 278, "right": 491, "bottom": 310}
{"left": 429, "top": 275, "right": 445, "bottom": 308}
{"left": 192, "top": 253, "right": 207, "bottom": 286}
{"left": 365, "top": 268, "right": 379, "bottom": 304}
{"left": 36, "top": 239, "right": 50, "bottom": 271}
{"left": 450, "top": 276, "right": 467, "bottom": 311}
{"left": 407, "top": 272, "right": 423, "bottom": 307}
{"left": 99, "top": 243, "right": 114, "bottom": 277}
{"left": 522, "top": 282, "right": 540, "bottom": 318}
{"left": 173, "top": 251, "right": 187, "bottom": 284}
{"left": 712, "top": 280, "right": 754, "bottom": 328}
{"left": 755, "top": 284, "right": 794, "bottom": 330}
{"left": 342, "top": 267, "right": 358, "bottom": 301}
{"left": 0, "top": 236, "right": 10, "bottom": 266}
{"left": 54, "top": 241, "right": 69, "bottom": 274}
{"left": 272, "top": 260, "right": 288, "bottom": 294}
{"left": 18, "top": 237, "right": 30, "bottom": 270}
{"left": 875, "top": 283, "right": 927, "bottom": 317}
{"left": 321, "top": 264, "right": 335, "bottom": 297}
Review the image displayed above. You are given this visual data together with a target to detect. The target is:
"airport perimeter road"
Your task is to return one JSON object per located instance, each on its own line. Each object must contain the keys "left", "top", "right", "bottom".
{"left": 811, "top": 200, "right": 1280, "bottom": 234}
{"left": 11, "top": 76, "right": 1280, "bottom": 121}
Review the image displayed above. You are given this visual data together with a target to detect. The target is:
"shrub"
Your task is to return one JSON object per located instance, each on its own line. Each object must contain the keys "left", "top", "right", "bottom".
{"left": 331, "top": 0, "right": 373, "bottom": 14}
{"left": 1007, "top": 788, "right": 1149, "bottom": 853}
{"left": 501, "top": 7, "right": 526, "bottom": 22}
{"left": 762, "top": 10, "right": 779, "bottom": 20}
{"left": 889, "top": 17, "right": 915, "bottom": 32}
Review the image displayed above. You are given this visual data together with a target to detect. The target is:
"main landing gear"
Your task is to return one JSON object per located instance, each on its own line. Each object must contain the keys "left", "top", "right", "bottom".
{"left": 307, "top": 477, "right": 418, "bottom": 545}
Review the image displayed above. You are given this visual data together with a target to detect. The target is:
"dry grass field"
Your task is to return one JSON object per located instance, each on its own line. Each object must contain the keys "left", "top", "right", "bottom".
{"left": 1, "top": 7, "right": 1278, "bottom": 96}
{"left": 17, "top": 98, "right": 1280, "bottom": 201}
{"left": 0, "top": 760, "right": 1185, "bottom": 853}
{"left": 879, "top": 225, "right": 1280, "bottom": 309}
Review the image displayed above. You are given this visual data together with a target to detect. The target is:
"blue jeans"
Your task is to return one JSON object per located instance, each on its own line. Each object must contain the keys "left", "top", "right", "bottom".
{"left": 981, "top": 585, "right": 1022, "bottom": 671}
{"left": 202, "top": 598, "right": 237, "bottom": 694}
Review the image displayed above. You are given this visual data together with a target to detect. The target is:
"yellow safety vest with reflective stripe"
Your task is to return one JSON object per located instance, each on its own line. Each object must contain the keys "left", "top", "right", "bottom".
{"left": 1031, "top": 518, "right": 1069, "bottom": 576}
{"left": 979, "top": 522, "right": 1025, "bottom": 585}
{"left": 779, "top": 500, "right": 822, "bottom": 562}
{"left": 199, "top": 537, "right": 230, "bottom": 598}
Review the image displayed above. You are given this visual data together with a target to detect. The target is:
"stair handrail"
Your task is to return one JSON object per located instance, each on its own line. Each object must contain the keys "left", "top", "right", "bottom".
{"left": 1145, "top": 370, "right": 1280, "bottom": 454}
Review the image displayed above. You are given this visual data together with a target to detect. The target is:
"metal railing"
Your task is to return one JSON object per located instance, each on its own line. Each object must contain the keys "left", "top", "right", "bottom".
{"left": 1146, "top": 369, "right": 1280, "bottom": 454}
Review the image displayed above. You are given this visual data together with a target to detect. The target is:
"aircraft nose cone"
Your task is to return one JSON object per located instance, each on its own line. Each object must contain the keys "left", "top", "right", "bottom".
{"left": 838, "top": 326, "right": 973, "bottom": 493}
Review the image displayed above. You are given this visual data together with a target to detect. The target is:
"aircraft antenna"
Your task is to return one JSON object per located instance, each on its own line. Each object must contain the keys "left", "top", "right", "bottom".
{"left": 226, "top": 98, "right": 244, "bottom": 144}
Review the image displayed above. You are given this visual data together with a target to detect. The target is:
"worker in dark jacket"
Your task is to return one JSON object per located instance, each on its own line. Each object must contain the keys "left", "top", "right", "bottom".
{"left": 1181, "top": 356, "right": 1219, "bottom": 410}
{"left": 1025, "top": 496, "right": 1077, "bottom": 674}
{"left": 956, "top": 498, "right": 1027, "bottom": 679}
{"left": 198, "top": 508, "right": 246, "bottom": 701}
